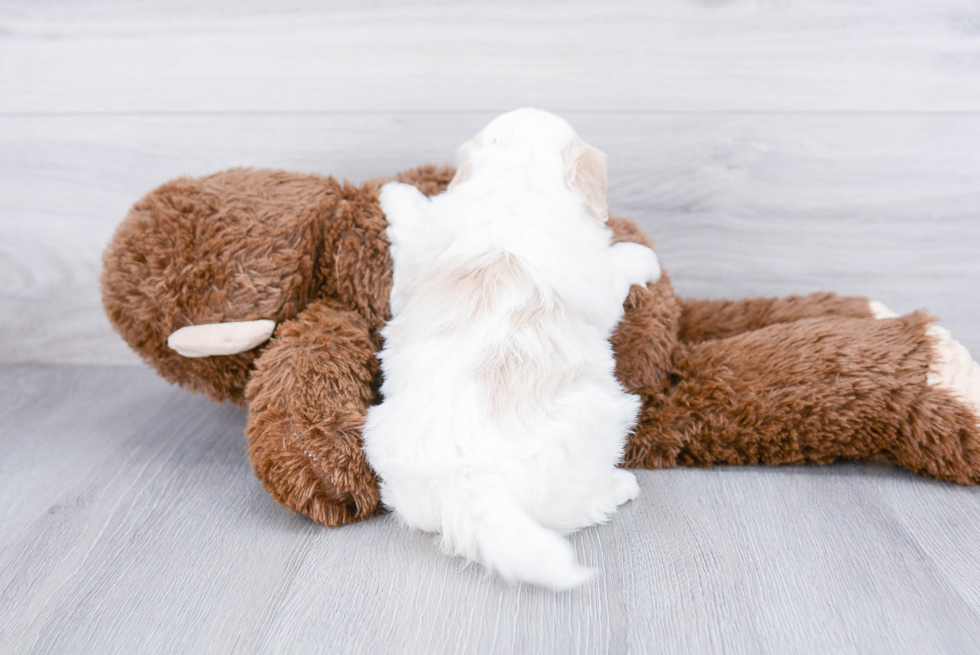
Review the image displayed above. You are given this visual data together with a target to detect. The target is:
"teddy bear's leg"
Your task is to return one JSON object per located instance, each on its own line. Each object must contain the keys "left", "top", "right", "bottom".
{"left": 625, "top": 312, "right": 980, "bottom": 485}
{"left": 678, "top": 292, "right": 880, "bottom": 344}
{"left": 244, "top": 300, "right": 383, "bottom": 526}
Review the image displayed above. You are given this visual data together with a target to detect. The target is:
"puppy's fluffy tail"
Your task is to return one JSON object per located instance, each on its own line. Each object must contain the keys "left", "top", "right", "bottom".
{"left": 454, "top": 497, "right": 592, "bottom": 590}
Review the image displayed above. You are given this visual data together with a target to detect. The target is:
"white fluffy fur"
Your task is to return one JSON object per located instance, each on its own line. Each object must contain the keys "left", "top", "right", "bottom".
{"left": 363, "top": 109, "right": 662, "bottom": 589}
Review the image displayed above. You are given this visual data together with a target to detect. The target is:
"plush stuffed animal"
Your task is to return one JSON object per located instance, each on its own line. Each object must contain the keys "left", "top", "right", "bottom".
{"left": 101, "top": 164, "right": 980, "bottom": 527}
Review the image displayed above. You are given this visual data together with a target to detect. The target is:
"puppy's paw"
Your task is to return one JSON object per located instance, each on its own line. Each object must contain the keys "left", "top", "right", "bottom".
{"left": 927, "top": 324, "right": 980, "bottom": 424}
{"left": 614, "top": 241, "right": 662, "bottom": 287}
{"left": 379, "top": 181, "right": 429, "bottom": 233}
{"left": 574, "top": 469, "right": 640, "bottom": 529}
{"left": 611, "top": 468, "right": 640, "bottom": 506}
{"left": 869, "top": 300, "right": 899, "bottom": 319}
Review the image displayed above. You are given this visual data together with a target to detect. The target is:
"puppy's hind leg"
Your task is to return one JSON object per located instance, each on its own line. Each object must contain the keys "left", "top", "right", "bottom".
{"left": 572, "top": 469, "right": 640, "bottom": 530}
{"left": 610, "top": 468, "right": 640, "bottom": 506}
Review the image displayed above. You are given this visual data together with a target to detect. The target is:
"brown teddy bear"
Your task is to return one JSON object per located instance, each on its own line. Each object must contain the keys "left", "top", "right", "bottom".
{"left": 101, "top": 164, "right": 980, "bottom": 527}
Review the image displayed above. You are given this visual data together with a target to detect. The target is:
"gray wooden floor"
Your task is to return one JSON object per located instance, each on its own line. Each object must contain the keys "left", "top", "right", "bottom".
{"left": 4, "top": 365, "right": 980, "bottom": 654}
{"left": 2, "top": 1, "right": 980, "bottom": 653}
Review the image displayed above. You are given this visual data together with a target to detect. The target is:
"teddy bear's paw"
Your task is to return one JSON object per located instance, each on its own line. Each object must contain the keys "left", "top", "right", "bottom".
{"left": 869, "top": 300, "right": 900, "bottom": 319}
{"left": 246, "top": 407, "right": 383, "bottom": 527}
{"left": 927, "top": 324, "right": 980, "bottom": 427}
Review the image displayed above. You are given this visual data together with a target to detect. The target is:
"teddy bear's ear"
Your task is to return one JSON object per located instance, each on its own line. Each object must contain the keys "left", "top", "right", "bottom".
{"left": 563, "top": 139, "right": 608, "bottom": 222}
{"left": 167, "top": 319, "right": 276, "bottom": 357}
{"left": 448, "top": 136, "right": 482, "bottom": 189}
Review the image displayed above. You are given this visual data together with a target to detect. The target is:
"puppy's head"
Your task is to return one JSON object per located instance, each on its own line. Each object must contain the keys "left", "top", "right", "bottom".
{"left": 448, "top": 108, "right": 608, "bottom": 222}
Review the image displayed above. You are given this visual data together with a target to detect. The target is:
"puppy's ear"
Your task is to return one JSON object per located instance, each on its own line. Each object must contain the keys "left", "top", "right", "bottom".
{"left": 563, "top": 140, "right": 608, "bottom": 222}
{"left": 448, "top": 136, "right": 481, "bottom": 189}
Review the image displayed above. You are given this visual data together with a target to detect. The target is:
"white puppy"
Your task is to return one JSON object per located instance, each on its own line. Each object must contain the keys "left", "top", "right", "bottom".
{"left": 363, "top": 108, "right": 662, "bottom": 589}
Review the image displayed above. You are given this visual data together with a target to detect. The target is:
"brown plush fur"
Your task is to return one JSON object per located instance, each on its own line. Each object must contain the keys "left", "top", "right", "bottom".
{"left": 102, "top": 165, "right": 980, "bottom": 527}
{"left": 678, "top": 293, "right": 876, "bottom": 344}
{"left": 625, "top": 312, "right": 980, "bottom": 485}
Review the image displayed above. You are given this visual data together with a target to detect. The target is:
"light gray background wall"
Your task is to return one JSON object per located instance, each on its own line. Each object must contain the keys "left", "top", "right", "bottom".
{"left": 2, "top": 2, "right": 979, "bottom": 653}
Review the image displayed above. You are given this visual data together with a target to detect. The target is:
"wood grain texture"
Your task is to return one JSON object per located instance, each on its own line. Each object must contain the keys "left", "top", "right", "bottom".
{"left": 1, "top": 113, "right": 978, "bottom": 364}
{"left": 2, "top": 365, "right": 980, "bottom": 654}
{"left": 2, "top": 0, "right": 980, "bottom": 113}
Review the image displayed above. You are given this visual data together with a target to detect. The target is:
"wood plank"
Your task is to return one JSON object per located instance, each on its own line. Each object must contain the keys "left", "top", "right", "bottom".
{"left": 2, "top": 0, "right": 980, "bottom": 113}
{"left": 3, "top": 365, "right": 980, "bottom": 653}
{"left": 1, "top": 112, "right": 978, "bottom": 364}
{"left": 614, "top": 465, "right": 980, "bottom": 653}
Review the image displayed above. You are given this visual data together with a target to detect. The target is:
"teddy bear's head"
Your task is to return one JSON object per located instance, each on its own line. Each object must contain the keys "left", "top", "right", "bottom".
{"left": 101, "top": 165, "right": 456, "bottom": 405}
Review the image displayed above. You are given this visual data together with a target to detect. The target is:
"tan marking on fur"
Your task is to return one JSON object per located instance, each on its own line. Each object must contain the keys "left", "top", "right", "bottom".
{"left": 448, "top": 136, "right": 482, "bottom": 189}
{"left": 385, "top": 254, "right": 534, "bottom": 350}
{"left": 475, "top": 280, "right": 580, "bottom": 420}
{"left": 476, "top": 334, "right": 585, "bottom": 422}
{"left": 440, "top": 253, "right": 528, "bottom": 317}
{"left": 476, "top": 347, "right": 526, "bottom": 419}
{"left": 510, "top": 289, "right": 564, "bottom": 331}
{"left": 562, "top": 139, "right": 608, "bottom": 222}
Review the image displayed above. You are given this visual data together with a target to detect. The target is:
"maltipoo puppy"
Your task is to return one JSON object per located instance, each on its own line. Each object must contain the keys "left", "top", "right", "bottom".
{"left": 363, "top": 108, "right": 662, "bottom": 589}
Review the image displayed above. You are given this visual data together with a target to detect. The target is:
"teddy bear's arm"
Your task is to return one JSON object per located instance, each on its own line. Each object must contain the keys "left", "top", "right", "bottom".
{"left": 244, "top": 299, "right": 383, "bottom": 526}
{"left": 678, "top": 293, "right": 877, "bottom": 344}
{"left": 624, "top": 312, "right": 980, "bottom": 485}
